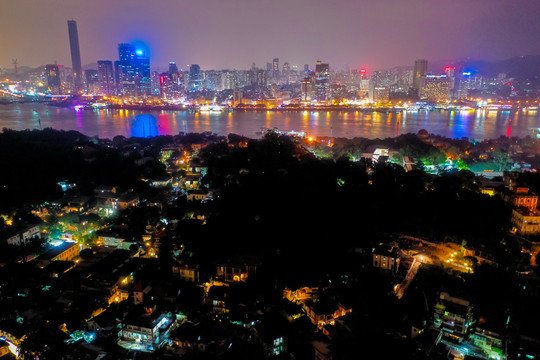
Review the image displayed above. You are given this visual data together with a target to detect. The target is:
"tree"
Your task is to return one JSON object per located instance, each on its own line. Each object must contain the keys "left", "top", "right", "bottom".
{"left": 493, "top": 150, "right": 512, "bottom": 171}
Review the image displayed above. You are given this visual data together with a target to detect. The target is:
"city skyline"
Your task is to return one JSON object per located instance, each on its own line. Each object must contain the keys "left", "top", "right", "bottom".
{"left": 1, "top": 0, "right": 540, "bottom": 71}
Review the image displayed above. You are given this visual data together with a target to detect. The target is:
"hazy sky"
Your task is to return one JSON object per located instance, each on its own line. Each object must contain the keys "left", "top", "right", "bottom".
{"left": 1, "top": 0, "right": 539, "bottom": 72}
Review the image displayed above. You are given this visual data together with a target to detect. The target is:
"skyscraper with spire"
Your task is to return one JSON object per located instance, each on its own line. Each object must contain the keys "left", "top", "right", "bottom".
{"left": 67, "top": 20, "right": 83, "bottom": 93}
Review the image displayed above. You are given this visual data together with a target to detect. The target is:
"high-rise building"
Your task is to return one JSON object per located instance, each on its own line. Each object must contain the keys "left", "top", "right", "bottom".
{"left": 282, "top": 62, "right": 290, "bottom": 81}
{"left": 444, "top": 66, "right": 457, "bottom": 99}
{"left": 250, "top": 69, "right": 267, "bottom": 91}
{"left": 233, "top": 87, "right": 243, "bottom": 106}
{"left": 221, "top": 71, "right": 237, "bottom": 90}
{"left": 45, "top": 64, "right": 61, "bottom": 95}
{"left": 398, "top": 69, "right": 413, "bottom": 90}
{"left": 67, "top": 20, "right": 83, "bottom": 93}
{"left": 118, "top": 43, "right": 151, "bottom": 97}
{"left": 84, "top": 69, "right": 99, "bottom": 94}
{"left": 419, "top": 75, "right": 450, "bottom": 102}
{"left": 118, "top": 43, "right": 137, "bottom": 96}
{"left": 159, "top": 72, "right": 171, "bottom": 99}
{"left": 314, "top": 61, "right": 330, "bottom": 101}
{"left": 301, "top": 77, "right": 313, "bottom": 103}
{"left": 58, "top": 65, "right": 72, "bottom": 94}
{"left": 151, "top": 71, "right": 161, "bottom": 96}
{"left": 168, "top": 62, "right": 182, "bottom": 98}
{"left": 114, "top": 60, "right": 123, "bottom": 95}
{"left": 413, "top": 59, "right": 428, "bottom": 95}
{"left": 204, "top": 70, "right": 222, "bottom": 91}
{"left": 168, "top": 62, "right": 178, "bottom": 75}
{"left": 188, "top": 64, "right": 201, "bottom": 91}
{"left": 97, "top": 60, "right": 114, "bottom": 95}
{"left": 272, "top": 58, "right": 280, "bottom": 80}
{"left": 370, "top": 87, "right": 390, "bottom": 103}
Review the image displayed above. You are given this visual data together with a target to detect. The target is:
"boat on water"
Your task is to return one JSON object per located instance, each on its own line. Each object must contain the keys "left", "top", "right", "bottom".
{"left": 199, "top": 104, "right": 225, "bottom": 112}
{"left": 91, "top": 102, "right": 110, "bottom": 109}
{"left": 82, "top": 102, "right": 110, "bottom": 110}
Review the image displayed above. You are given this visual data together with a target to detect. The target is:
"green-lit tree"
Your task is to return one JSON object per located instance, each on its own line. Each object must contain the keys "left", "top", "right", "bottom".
{"left": 493, "top": 149, "right": 512, "bottom": 171}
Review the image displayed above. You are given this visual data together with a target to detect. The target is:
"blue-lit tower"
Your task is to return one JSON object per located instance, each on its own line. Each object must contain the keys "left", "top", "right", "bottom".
{"left": 118, "top": 43, "right": 150, "bottom": 97}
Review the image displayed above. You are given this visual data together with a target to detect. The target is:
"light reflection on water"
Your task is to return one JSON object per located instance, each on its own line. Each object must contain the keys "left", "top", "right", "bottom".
{"left": 0, "top": 103, "right": 539, "bottom": 140}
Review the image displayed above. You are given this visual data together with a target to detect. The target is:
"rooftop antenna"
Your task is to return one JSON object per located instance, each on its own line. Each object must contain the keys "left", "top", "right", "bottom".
{"left": 12, "top": 59, "right": 18, "bottom": 75}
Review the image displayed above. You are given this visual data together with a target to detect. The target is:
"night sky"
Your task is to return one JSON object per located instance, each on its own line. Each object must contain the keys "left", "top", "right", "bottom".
{"left": 1, "top": 0, "right": 539, "bottom": 72}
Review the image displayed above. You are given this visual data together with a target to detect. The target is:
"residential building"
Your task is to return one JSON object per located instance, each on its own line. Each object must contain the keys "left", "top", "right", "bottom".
{"left": 172, "top": 258, "right": 200, "bottom": 283}
{"left": 3, "top": 224, "right": 40, "bottom": 246}
{"left": 433, "top": 292, "right": 474, "bottom": 341}
{"left": 97, "top": 60, "right": 115, "bottom": 95}
{"left": 187, "top": 189, "right": 208, "bottom": 201}
{"left": 470, "top": 325, "right": 505, "bottom": 359}
{"left": 506, "top": 187, "right": 538, "bottom": 210}
{"left": 117, "top": 193, "right": 140, "bottom": 210}
{"left": 216, "top": 260, "right": 257, "bottom": 282}
{"left": 511, "top": 207, "right": 540, "bottom": 235}
{"left": 302, "top": 298, "right": 352, "bottom": 330}
{"left": 85, "top": 69, "right": 99, "bottom": 94}
{"left": 252, "top": 315, "right": 289, "bottom": 358}
{"left": 118, "top": 307, "right": 176, "bottom": 352}
{"left": 36, "top": 241, "right": 81, "bottom": 268}
{"left": 372, "top": 243, "right": 400, "bottom": 272}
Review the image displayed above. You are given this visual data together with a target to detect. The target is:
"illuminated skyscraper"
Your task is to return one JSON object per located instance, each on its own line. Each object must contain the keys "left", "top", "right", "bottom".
{"left": 168, "top": 62, "right": 182, "bottom": 97}
{"left": 168, "top": 62, "right": 179, "bottom": 75}
{"left": 370, "top": 87, "right": 390, "bottom": 103}
{"left": 412, "top": 59, "right": 428, "bottom": 95}
{"left": 315, "top": 61, "right": 330, "bottom": 101}
{"left": 419, "top": 75, "right": 450, "bottom": 102}
{"left": 118, "top": 43, "right": 137, "bottom": 96}
{"left": 282, "top": 62, "right": 290, "bottom": 81}
{"left": 159, "top": 72, "right": 171, "bottom": 99}
{"left": 272, "top": 58, "right": 279, "bottom": 80}
{"left": 84, "top": 69, "right": 99, "bottom": 94}
{"left": 118, "top": 43, "right": 150, "bottom": 97}
{"left": 188, "top": 64, "right": 201, "bottom": 91}
{"left": 444, "top": 66, "right": 457, "bottom": 98}
{"left": 301, "top": 76, "right": 313, "bottom": 102}
{"left": 67, "top": 20, "right": 83, "bottom": 93}
{"left": 45, "top": 64, "right": 61, "bottom": 95}
{"left": 251, "top": 69, "right": 267, "bottom": 91}
{"left": 114, "top": 60, "right": 123, "bottom": 95}
{"left": 97, "top": 60, "right": 114, "bottom": 95}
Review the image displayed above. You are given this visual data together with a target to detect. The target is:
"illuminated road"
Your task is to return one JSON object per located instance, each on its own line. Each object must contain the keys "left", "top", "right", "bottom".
{"left": 396, "top": 259, "right": 421, "bottom": 299}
